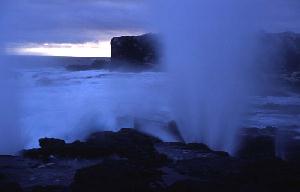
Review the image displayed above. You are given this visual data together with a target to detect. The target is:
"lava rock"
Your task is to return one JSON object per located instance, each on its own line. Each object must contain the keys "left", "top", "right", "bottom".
{"left": 184, "top": 143, "right": 212, "bottom": 152}
{"left": 39, "top": 138, "right": 66, "bottom": 151}
{"left": 0, "top": 173, "right": 5, "bottom": 180}
{"left": 236, "top": 135, "right": 276, "bottom": 160}
{"left": 71, "top": 160, "right": 164, "bottom": 192}
{"left": 281, "top": 139, "right": 300, "bottom": 162}
{"left": 169, "top": 158, "right": 300, "bottom": 192}
{"left": 22, "top": 148, "right": 46, "bottom": 160}
{"left": 23, "top": 138, "right": 66, "bottom": 160}
{"left": 155, "top": 142, "right": 229, "bottom": 161}
{"left": 0, "top": 174, "right": 22, "bottom": 192}
{"left": 0, "top": 182, "right": 23, "bottom": 192}
{"left": 237, "top": 159, "right": 300, "bottom": 192}
{"left": 87, "top": 128, "right": 168, "bottom": 167}
{"left": 22, "top": 140, "right": 115, "bottom": 160}
{"left": 87, "top": 128, "right": 162, "bottom": 146}
{"left": 30, "top": 185, "right": 67, "bottom": 192}
{"left": 166, "top": 180, "right": 237, "bottom": 192}
{"left": 22, "top": 129, "right": 168, "bottom": 167}
{"left": 173, "top": 157, "right": 240, "bottom": 179}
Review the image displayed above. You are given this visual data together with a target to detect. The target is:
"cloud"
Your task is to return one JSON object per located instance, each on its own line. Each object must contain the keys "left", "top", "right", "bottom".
{"left": 1, "top": 0, "right": 147, "bottom": 43}
{"left": 1, "top": 0, "right": 299, "bottom": 45}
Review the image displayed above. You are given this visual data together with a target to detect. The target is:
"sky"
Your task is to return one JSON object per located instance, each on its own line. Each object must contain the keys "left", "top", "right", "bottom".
{"left": 1, "top": 0, "right": 148, "bottom": 57}
{"left": 1, "top": 0, "right": 299, "bottom": 57}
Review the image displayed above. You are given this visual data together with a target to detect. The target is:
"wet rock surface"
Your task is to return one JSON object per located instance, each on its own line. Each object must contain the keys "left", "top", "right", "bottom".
{"left": 1, "top": 127, "right": 300, "bottom": 191}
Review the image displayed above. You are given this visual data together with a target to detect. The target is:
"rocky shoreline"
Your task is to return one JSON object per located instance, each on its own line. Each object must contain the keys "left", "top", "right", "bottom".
{"left": 1, "top": 127, "right": 300, "bottom": 192}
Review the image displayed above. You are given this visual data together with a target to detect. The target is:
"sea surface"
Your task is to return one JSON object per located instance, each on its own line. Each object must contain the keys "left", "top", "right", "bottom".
{"left": 12, "top": 56, "right": 300, "bottom": 148}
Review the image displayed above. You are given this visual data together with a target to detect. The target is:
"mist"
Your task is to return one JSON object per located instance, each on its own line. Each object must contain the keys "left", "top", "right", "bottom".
{"left": 19, "top": 68, "right": 169, "bottom": 148}
{"left": 0, "top": 1, "right": 300, "bottom": 191}
{"left": 149, "top": 0, "right": 266, "bottom": 152}
{"left": 0, "top": 2, "right": 25, "bottom": 154}
{"left": 0, "top": 0, "right": 150, "bottom": 153}
{"left": 0, "top": 0, "right": 299, "bottom": 155}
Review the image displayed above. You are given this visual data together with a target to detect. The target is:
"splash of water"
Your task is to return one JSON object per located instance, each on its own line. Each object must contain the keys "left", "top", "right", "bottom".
{"left": 150, "top": 0, "right": 263, "bottom": 152}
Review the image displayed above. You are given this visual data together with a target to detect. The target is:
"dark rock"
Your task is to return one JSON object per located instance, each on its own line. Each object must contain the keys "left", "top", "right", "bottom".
{"left": 236, "top": 135, "right": 276, "bottom": 160}
{"left": 0, "top": 173, "right": 22, "bottom": 192}
{"left": 166, "top": 180, "right": 237, "bottom": 192}
{"left": 111, "top": 33, "right": 160, "bottom": 68}
{"left": 39, "top": 138, "right": 66, "bottom": 151}
{"left": 237, "top": 159, "right": 300, "bottom": 192}
{"left": 0, "top": 182, "right": 23, "bottom": 192}
{"left": 213, "top": 151, "right": 230, "bottom": 157}
{"left": 155, "top": 142, "right": 229, "bottom": 161}
{"left": 65, "top": 59, "right": 109, "bottom": 71}
{"left": 169, "top": 158, "right": 300, "bottom": 192}
{"left": 22, "top": 129, "right": 168, "bottom": 167}
{"left": 31, "top": 138, "right": 67, "bottom": 159}
{"left": 163, "top": 142, "right": 214, "bottom": 153}
{"left": 280, "top": 138, "right": 300, "bottom": 162}
{"left": 0, "top": 155, "right": 104, "bottom": 191}
{"left": 30, "top": 185, "right": 67, "bottom": 192}
{"left": 0, "top": 173, "right": 5, "bottom": 180}
{"left": 22, "top": 148, "right": 46, "bottom": 160}
{"left": 238, "top": 127, "right": 278, "bottom": 160}
{"left": 87, "top": 128, "right": 168, "bottom": 167}
{"left": 61, "top": 140, "right": 115, "bottom": 159}
{"left": 23, "top": 140, "right": 114, "bottom": 160}
{"left": 173, "top": 157, "right": 240, "bottom": 179}
{"left": 87, "top": 128, "right": 162, "bottom": 146}
{"left": 71, "top": 160, "right": 164, "bottom": 192}
{"left": 240, "top": 127, "right": 300, "bottom": 161}
{"left": 11, "top": 125, "right": 300, "bottom": 192}
{"left": 185, "top": 143, "right": 212, "bottom": 152}
{"left": 268, "top": 127, "right": 300, "bottom": 162}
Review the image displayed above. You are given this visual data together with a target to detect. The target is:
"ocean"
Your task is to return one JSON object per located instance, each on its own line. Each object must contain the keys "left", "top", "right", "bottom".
{"left": 11, "top": 56, "right": 300, "bottom": 149}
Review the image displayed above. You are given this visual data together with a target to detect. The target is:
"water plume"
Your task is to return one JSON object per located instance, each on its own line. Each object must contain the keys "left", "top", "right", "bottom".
{"left": 150, "top": 0, "right": 263, "bottom": 152}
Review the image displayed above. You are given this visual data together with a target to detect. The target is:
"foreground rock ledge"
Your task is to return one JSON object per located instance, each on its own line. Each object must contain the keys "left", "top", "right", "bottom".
{"left": 1, "top": 127, "right": 300, "bottom": 192}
